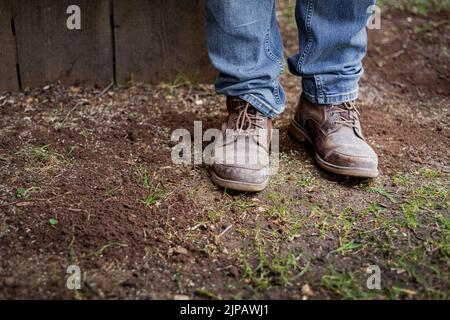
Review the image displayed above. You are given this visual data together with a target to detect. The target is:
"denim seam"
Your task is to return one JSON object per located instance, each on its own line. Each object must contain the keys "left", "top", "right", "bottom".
{"left": 272, "top": 81, "right": 282, "bottom": 106}
{"left": 240, "top": 93, "right": 282, "bottom": 118}
{"left": 313, "top": 74, "right": 324, "bottom": 101}
{"left": 296, "top": 0, "right": 314, "bottom": 73}
{"left": 264, "top": 30, "right": 284, "bottom": 105}
{"left": 303, "top": 87, "right": 359, "bottom": 105}
{"left": 264, "top": 30, "right": 284, "bottom": 75}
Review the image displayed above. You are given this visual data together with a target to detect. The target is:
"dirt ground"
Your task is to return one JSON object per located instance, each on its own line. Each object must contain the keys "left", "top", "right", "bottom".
{"left": 0, "top": 2, "right": 449, "bottom": 299}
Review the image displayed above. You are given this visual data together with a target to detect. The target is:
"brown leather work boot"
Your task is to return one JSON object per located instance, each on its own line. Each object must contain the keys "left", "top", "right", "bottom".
{"left": 211, "top": 97, "right": 272, "bottom": 192}
{"left": 289, "top": 95, "right": 379, "bottom": 178}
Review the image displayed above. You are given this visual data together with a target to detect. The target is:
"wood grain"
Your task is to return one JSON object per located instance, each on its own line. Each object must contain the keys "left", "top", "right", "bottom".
{"left": 13, "top": 0, "right": 113, "bottom": 88}
{"left": 113, "top": 0, "right": 215, "bottom": 84}
{"left": 0, "top": 0, "right": 19, "bottom": 91}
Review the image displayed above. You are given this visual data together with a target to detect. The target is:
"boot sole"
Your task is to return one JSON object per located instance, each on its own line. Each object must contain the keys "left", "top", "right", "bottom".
{"left": 211, "top": 171, "right": 269, "bottom": 192}
{"left": 289, "top": 119, "right": 379, "bottom": 178}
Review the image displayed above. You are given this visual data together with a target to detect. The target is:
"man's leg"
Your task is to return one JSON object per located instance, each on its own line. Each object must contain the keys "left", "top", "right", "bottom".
{"left": 288, "top": 0, "right": 379, "bottom": 178}
{"left": 204, "top": 0, "right": 285, "bottom": 118}
{"left": 289, "top": 0, "right": 375, "bottom": 104}
{"left": 204, "top": 0, "right": 284, "bottom": 192}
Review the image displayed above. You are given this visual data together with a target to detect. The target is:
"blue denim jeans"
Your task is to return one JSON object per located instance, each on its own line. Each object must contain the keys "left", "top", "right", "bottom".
{"left": 205, "top": 0, "right": 375, "bottom": 118}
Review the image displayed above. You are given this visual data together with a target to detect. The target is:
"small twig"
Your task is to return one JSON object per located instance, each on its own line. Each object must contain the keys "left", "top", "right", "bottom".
{"left": 187, "top": 223, "right": 206, "bottom": 231}
{"left": 84, "top": 242, "right": 128, "bottom": 258}
{"left": 421, "top": 206, "right": 438, "bottom": 215}
{"left": 95, "top": 81, "right": 114, "bottom": 99}
{"left": 215, "top": 265, "right": 233, "bottom": 271}
{"left": 385, "top": 49, "right": 405, "bottom": 60}
{"left": 218, "top": 225, "right": 233, "bottom": 239}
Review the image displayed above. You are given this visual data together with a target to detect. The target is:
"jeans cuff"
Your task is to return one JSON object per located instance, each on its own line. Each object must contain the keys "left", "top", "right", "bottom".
{"left": 240, "top": 93, "right": 284, "bottom": 119}
{"left": 302, "top": 87, "right": 359, "bottom": 105}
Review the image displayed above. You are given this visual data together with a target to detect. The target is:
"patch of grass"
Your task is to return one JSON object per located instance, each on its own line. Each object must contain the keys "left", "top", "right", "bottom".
{"left": 320, "top": 269, "right": 379, "bottom": 300}
{"left": 266, "top": 201, "right": 289, "bottom": 222}
{"left": 13, "top": 186, "right": 39, "bottom": 199}
{"left": 134, "top": 166, "right": 171, "bottom": 207}
{"left": 330, "top": 242, "right": 363, "bottom": 256}
{"left": 388, "top": 245, "right": 449, "bottom": 299}
{"left": 366, "top": 186, "right": 398, "bottom": 204}
{"left": 401, "top": 200, "right": 420, "bottom": 229}
{"left": 320, "top": 269, "right": 361, "bottom": 299}
{"left": 135, "top": 166, "right": 152, "bottom": 189}
{"left": 17, "top": 144, "right": 70, "bottom": 173}
{"left": 375, "top": 168, "right": 450, "bottom": 298}
{"left": 267, "top": 253, "right": 298, "bottom": 286}
{"left": 28, "top": 145, "right": 51, "bottom": 158}
{"left": 308, "top": 206, "right": 334, "bottom": 240}
{"left": 392, "top": 172, "right": 414, "bottom": 187}
{"left": 238, "top": 225, "right": 303, "bottom": 292}
{"left": 207, "top": 209, "right": 224, "bottom": 223}
{"left": 241, "top": 249, "right": 270, "bottom": 291}
{"left": 241, "top": 249, "right": 299, "bottom": 290}
{"left": 264, "top": 193, "right": 309, "bottom": 240}
{"left": 15, "top": 187, "right": 28, "bottom": 199}
{"left": 229, "top": 199, "right": 257, "bottom": 213}
{"left": 297, "top": 175, "right": 316, "bottom": 189}
{"left": 363, "top": 202, "right": 387, "bottom": 215}
{"left": 140, "top": 188, "right": 169, "bottom": 207}
{"left": 393, "top": 167, "right": 449, "bottom": 229}
{"left": 419, "top": 167, "right": 440, "bottom": 180}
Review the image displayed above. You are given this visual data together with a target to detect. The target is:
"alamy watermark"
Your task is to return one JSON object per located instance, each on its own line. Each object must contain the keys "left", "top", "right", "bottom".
{"left": 170, "top": 121, "right": 280, "bottom": 175}
{"left": 367, "top": 5, "right": 382, "bottom": 30}
{"left": 66, "top": 265, "right": 82, "bottom": 290}
{"left": 65, "top": 4, "right": 382, "bottom": 31}
{"left": 66, "top": 5, "right": 81, "bottom": 30}
{"left": 366, "top": 265, "right": 382, "bottom": 290}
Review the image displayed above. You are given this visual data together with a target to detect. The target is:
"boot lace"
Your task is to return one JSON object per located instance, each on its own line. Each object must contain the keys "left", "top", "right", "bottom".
{"left": 229, "top": 103, "right": 264, "bottom": 134}
{"left": 332, "top": 101, "right": 360, "bottom": 129}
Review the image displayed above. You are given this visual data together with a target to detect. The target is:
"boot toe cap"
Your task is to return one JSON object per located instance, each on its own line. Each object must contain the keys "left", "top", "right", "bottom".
{"left": 211, "top": 164, "right": 269, "bottom": 185}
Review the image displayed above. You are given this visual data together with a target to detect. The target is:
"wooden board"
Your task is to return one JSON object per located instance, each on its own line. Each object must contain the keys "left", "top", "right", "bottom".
{"left": 0, "top": 0, "right": 19, "bottom": 91}
{"left": 113, "top": 0, "right": 215, "bottom": 84}
{"left": 13, "top": 0, "right": 113, "bottom": 88}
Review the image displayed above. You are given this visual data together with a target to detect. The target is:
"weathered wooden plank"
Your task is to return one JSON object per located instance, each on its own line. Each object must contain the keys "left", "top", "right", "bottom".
{"left": 114, "top": 0, "right": 215, "bottom": 84}
{"left": 0, "top": 0, "right": 19, "bottom": 92}
{"left": 14, "top": 0, "right": 113, "bottom": 88}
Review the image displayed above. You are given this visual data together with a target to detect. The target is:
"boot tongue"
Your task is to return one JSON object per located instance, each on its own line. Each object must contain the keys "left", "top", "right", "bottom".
{"left": 227, "top": 97, "right": 254, "bottom": 113}
{"left": 330, "top": 104, "right": 351, "bottom": 121}
{"left": 330, "top": 103, "right": 365, "bottom": 140}
{"left": 226, "top": 98, "right": 262, "bottom": 131}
